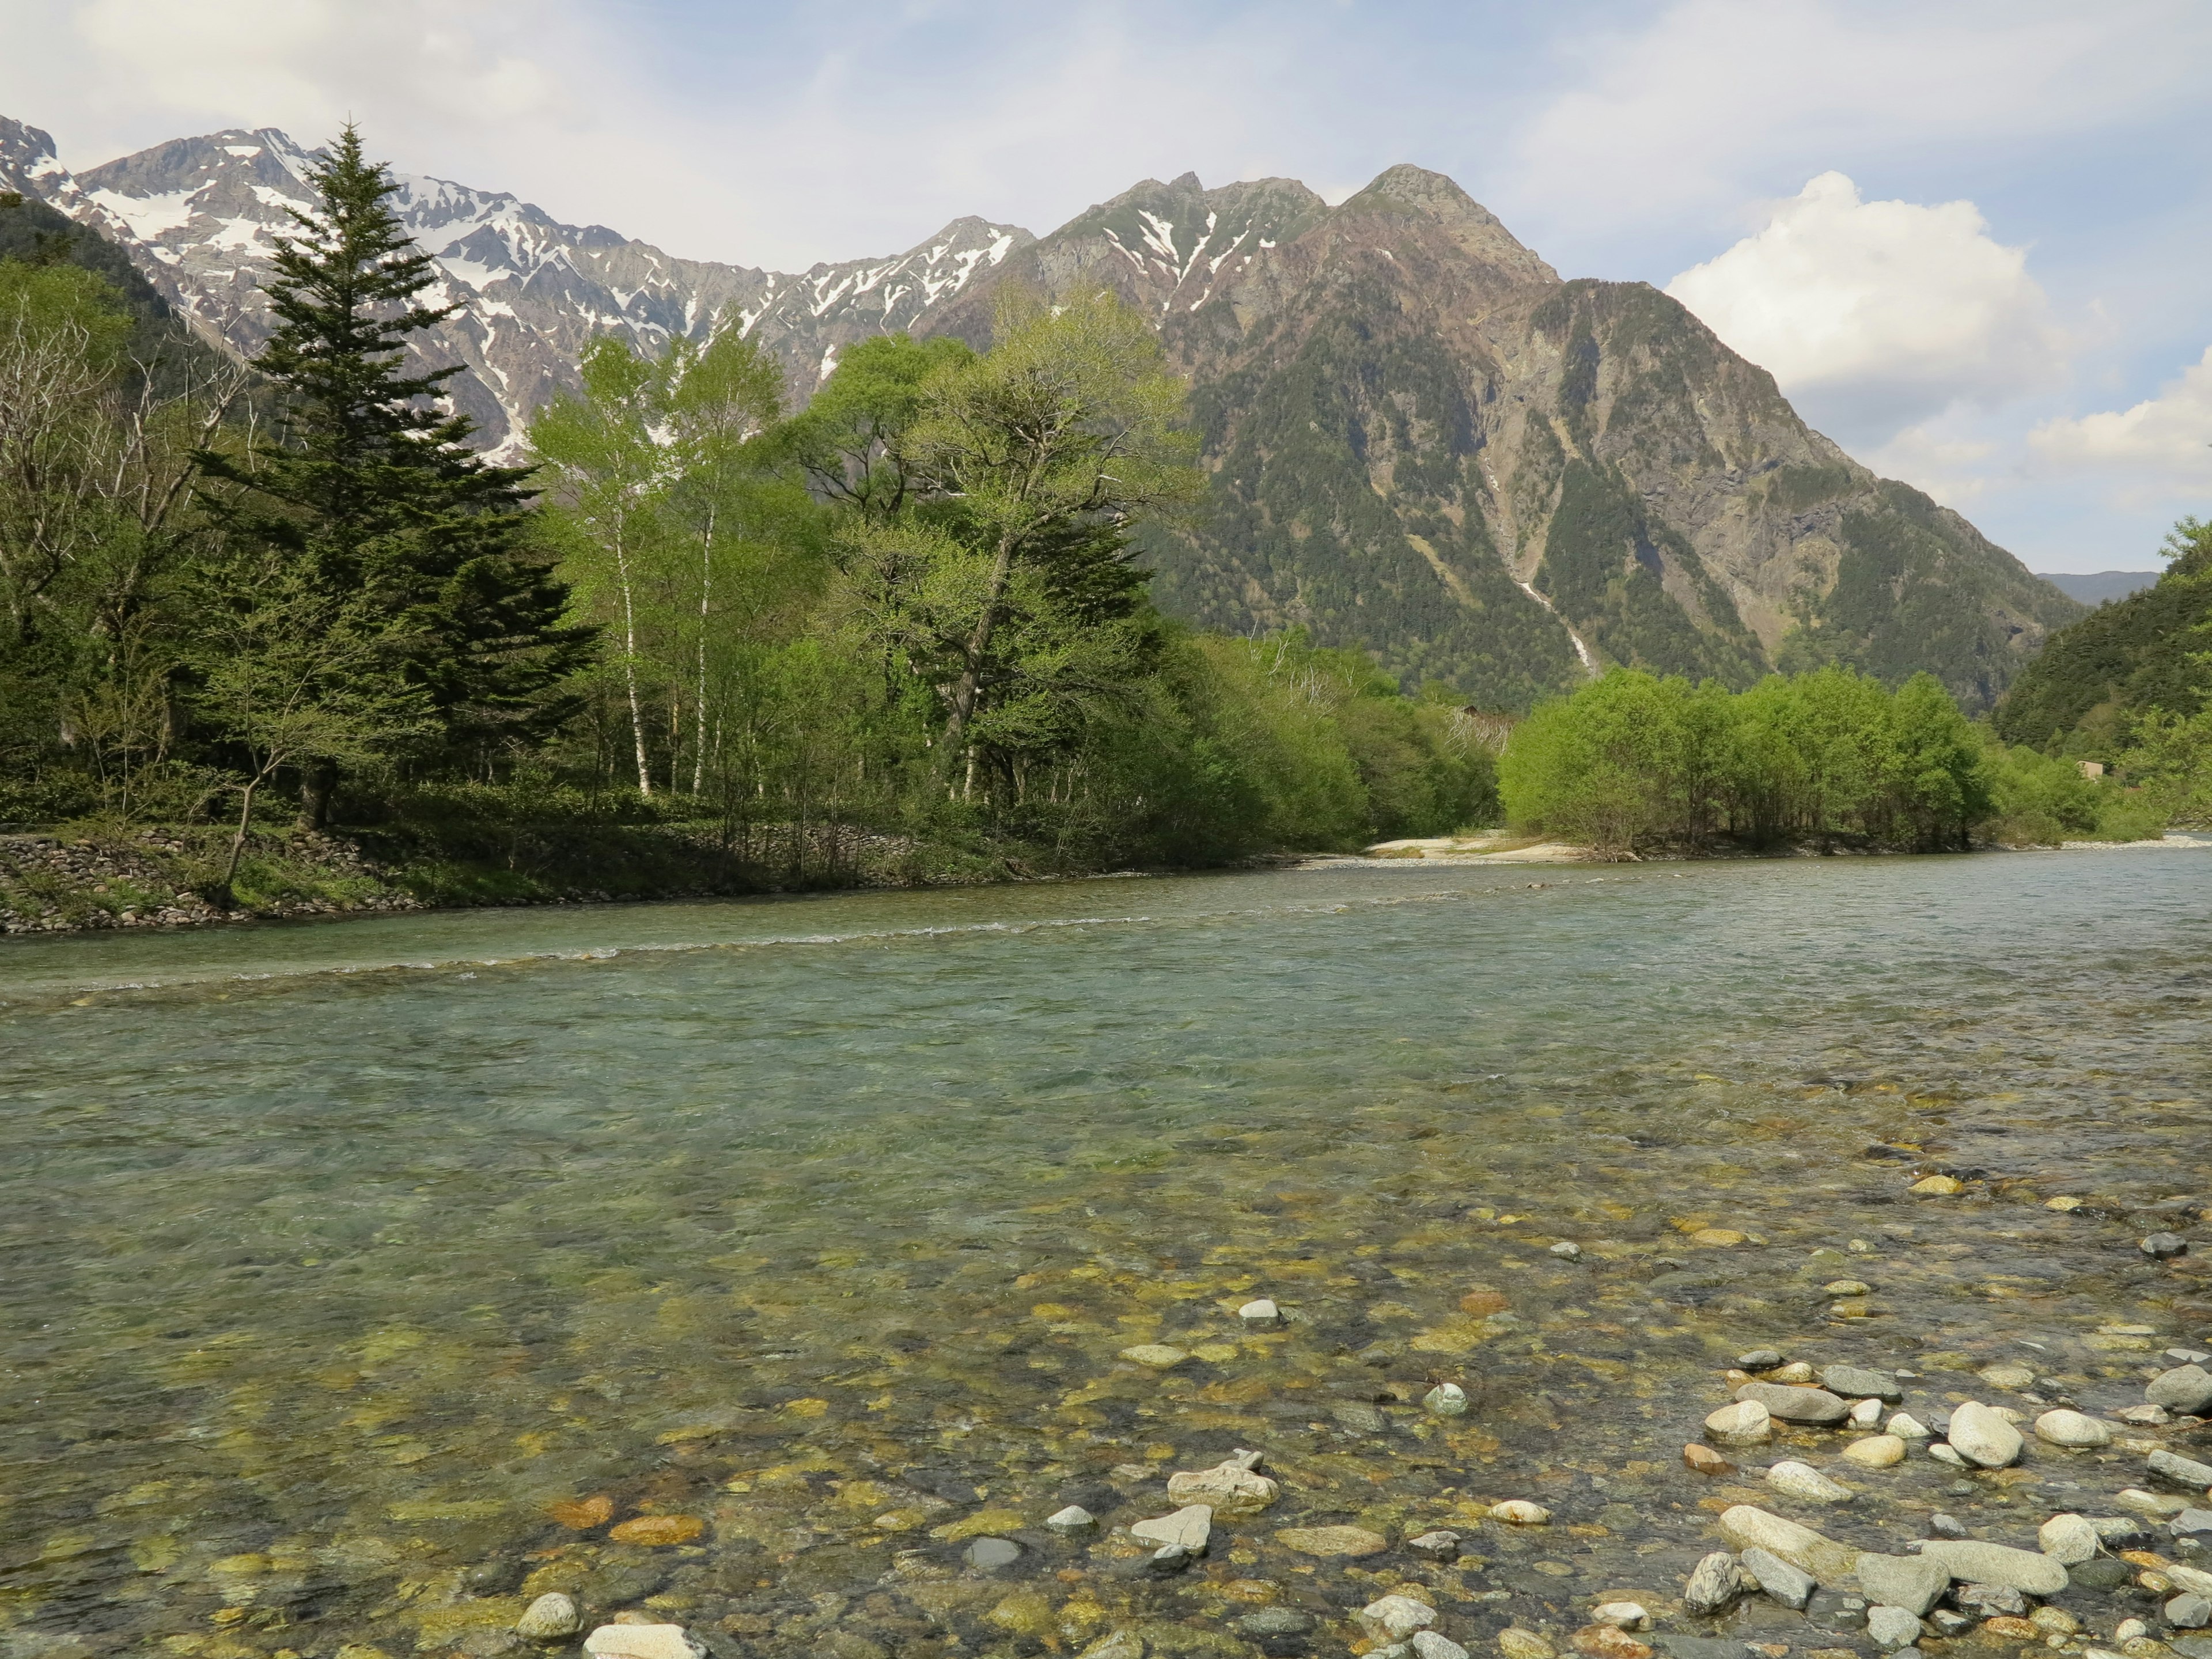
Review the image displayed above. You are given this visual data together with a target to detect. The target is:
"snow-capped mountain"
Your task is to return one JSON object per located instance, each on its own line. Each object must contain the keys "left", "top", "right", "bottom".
{"left": 0, "top": 116, "right": 1029, "bottom": 449}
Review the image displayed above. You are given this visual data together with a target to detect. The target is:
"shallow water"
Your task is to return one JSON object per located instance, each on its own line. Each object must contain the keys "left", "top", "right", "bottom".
{"left": 2, "top": 851, "right": 2210, "bottom": 1659}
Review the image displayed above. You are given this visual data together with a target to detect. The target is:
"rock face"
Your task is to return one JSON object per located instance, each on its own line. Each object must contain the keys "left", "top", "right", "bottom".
{"left": 1946, "top": 1402, "right": 2025, "bottom": 1468}
{"left": 1717, "top": 1506, "right": 1860, "bottom": 1584}
{"left": 1915, "top": 1540, "right": 2072, "bottom": 1596}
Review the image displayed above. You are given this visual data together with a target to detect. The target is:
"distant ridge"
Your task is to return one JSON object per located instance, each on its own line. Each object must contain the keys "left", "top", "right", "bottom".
{"left": 2044, "top": 571, "right": 2164, "bottom": 607}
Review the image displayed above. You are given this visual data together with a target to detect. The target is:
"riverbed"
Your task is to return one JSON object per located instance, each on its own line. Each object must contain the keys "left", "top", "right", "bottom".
{"left": 1, "top": 851, "right": 2207, "bottom": 1658}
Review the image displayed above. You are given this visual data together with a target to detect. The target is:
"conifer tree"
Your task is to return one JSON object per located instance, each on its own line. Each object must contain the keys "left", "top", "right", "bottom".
{"left": 195, "top": 124, "right": 590, "bottom": 816}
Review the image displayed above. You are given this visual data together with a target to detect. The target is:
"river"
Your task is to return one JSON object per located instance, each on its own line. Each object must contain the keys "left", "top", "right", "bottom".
{"left": 2, "top": 850, "right": 2207, "bottom": 1658}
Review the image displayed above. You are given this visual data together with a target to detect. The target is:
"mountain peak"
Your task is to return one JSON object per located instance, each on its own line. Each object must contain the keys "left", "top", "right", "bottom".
{"left": 1341, "top": 163, "right": 1560, "bottom": 287}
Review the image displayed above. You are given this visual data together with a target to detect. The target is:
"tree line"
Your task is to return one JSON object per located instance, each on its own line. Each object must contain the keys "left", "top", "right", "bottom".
{"left": 1499, "top": 664, "right": 2169, "bottom": 855}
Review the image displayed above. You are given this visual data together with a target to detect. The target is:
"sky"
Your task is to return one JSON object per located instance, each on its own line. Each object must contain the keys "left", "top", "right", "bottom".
{"left": 4, "top": 0, "right": 2208, "bottom": 573}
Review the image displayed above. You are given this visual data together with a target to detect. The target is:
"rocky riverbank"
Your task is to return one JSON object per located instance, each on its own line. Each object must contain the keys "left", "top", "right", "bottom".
{"left": 283, "top": 1185, "right": 2209, "bottom": 1659}
{"left": 0, "top": 820, "right": 993, "bottom": 935}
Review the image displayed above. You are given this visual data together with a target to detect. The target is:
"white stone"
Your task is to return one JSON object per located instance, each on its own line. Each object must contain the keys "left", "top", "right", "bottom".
{"left": 1767, "top": 1460, "right": 1854, "bottom": 1503}
{"left": 1705, "top": 1400, "right": 1773, "bottom": 1445}
{"left": 1717, "top": 1505, "right": 1860, "bottom": 1583}
{"left": 1842, "top": 1435, "right": 1906, "bottom": 1470}
{"left": 1741, "top": 1548, "right": 1816, "bottom": 1609}
{"left": 1047, "top": 1505, "right": 1096, "bottom": 1532}
{"left": 1490, "top": 1500, "right": 1551, "bottom": 1525}
{"left": 1946, "top": 1401, "right": 2024, "bottom": 1468}
{"left": 1684, "top": 1551, "right": 1753, "bottom": 1614}
{"left": 1425, "top": 1382, "right": 1469, "bottom": 1416}
{"left": 1130, "top": 1505, "right": 1211, "bottom": 1552}
{"left": 1238, "top": 1298, "right": 1280, "bottom": 1328}
{"left": 1855, "top": 1552, "right": 1950, "bottom": 1615}
{"left": 2116, "top": 1487, "right": 2189, "bottom": 1519}
{"left": 1850, "top": 1397, "right": 1884, "bottom": 1426}
{"left": 1166, "top": 1452, "right": 1277, "bottom": 1515}
{"left": 1888, "top": 1412, "right": 1931, "bottom": 1438}
{"left": 583, "top": 1627, "right": 706, "bottom": 1659}
{"left": 517, "top": 1594, "right": 581, "bottom": 1641}
{"left": 2038, "top": 1512, "right": 2100, "bottom": 1565}
{"left": 1361, "top": 1594, "right": 1440, "bottom": 1641}
{"left": 2035, "top": 1409, "right": 2113, "bottom": 1449}
{"left": 1868, "top": 1605, "right": 1925, "bottom": 1649}
{"left": 1413, "top": 1635, "right": 1472, "bottom": 1659}
{"left": 2116, "top": 1620, "right": 2149, "bottom": 1643}
{"left": 1928, "top": 1442, "right": 1966, "bottom": 1467}
{"left": 1916, "top": 1539, "right": 2071, "bottom": 1595}
{"left": 1591, "top": 1603, "right": 1650, "bottom": 1630}
{"left": 1550, "top": 1241, "right": 1583, "bottom": 1260}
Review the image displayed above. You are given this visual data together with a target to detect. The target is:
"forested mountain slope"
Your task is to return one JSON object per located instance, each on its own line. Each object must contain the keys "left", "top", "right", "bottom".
{"left": 1995, "top": 522, "right": 2212, "bottom": 750}
{"left": 925, "top": 166, "right": 2080, "bottom": 710}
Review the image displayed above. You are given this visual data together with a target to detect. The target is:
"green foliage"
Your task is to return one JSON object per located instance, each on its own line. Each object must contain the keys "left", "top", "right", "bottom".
{"left": 1994, "top": 516, "right": 2212, "bottom": 750}
{"left": 1779, "top": 484, "right": 2082, "bottom": 711}
{"left": 1499, "top": 666, "right": 2001, "bottom": 854}
{"left": 195, "top": 125, "right": 591, "bottom": 776}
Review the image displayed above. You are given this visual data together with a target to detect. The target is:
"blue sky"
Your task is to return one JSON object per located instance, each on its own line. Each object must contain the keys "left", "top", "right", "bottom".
{"left": 7, "top": 0, "right": 2209, "bottom": 571}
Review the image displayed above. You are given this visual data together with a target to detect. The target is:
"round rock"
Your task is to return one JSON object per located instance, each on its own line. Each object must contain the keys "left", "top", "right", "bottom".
{"left": 1735, "top": 1382, "right": 1850, "bottom": 1425}
{"left": 1550, "top": 1241, "right": 1583, "bottom": 1260}
{"left": 1706, "top": 1400, "right": 1774, "bottom": 1444}
{"left": 2038, "top": 1513, "right": 2100, "bottom": 1565}
{"left": 1843, "top": 1434, "right": 1906, "bottom": 1469}
{"left": 1738, "top": 1349, "right": 1786, "bottom": 1370}
{"left": 1868, "top": 1606, "right": 1925, "bottom": 1650}
{"left": 2035, "top": 1408, "right": 2113, "bottom": 1448}
{"left": 1946, "top": 1401, "right": 2025, "bottom": 1468}
{"left": 2142, "top": 1233, "right": 2190, "bottom": 1259}
{"left": 1425, "top": 1382, "right": 1469, "bottom": 1416}
{"left": 517, "top": 1593, "right": 581, "bottom": 1641}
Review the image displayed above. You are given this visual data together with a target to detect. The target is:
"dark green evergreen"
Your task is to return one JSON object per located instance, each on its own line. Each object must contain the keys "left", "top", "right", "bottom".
{"left": 192, "top": 126, "right": 592, "bottom": 795}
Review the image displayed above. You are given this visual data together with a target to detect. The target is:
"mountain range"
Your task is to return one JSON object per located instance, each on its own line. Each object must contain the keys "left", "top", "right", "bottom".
{"left": 0, "top": 115, "right": 2082, "bottom": 710}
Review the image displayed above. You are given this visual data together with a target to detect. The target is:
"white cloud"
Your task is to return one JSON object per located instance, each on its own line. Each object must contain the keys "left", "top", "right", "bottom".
{"left": 1503, "top": 0, "right": 2212, "bottom": 247}
{"left": 1665, "top": 172, "right": 2069, "bottom": 437}
{"left": 2028, "top": 347, "right": 2212, "bottom": 492}
{"left": 1863, "top": 422, "right": 1999, "bottom": 509}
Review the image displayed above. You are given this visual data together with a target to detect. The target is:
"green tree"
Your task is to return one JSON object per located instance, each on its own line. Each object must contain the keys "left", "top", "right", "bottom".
{"left": 184, "top": 543, "right": 431, "bottom": 900}
{"left": 895, "top": 289, "right": 1202, "bottom": 778}
{"left": 194, "top": 124, "right": 589, "bottom": 817}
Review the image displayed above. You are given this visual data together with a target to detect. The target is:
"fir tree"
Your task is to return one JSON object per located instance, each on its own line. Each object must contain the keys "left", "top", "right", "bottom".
{"left": 195, "top": 124, "right": 590, "bottom": 813}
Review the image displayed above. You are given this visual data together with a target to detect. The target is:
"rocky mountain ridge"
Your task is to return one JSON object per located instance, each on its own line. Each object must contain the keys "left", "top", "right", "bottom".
{"left": 0, "top": 116, "right": 1029, "bottom": 450}
{"left": 1, "top": 114, "right": 2080, "bottom": 707}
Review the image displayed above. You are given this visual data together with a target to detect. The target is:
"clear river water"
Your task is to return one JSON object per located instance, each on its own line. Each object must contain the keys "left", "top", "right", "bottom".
{"left": 1, "top": 850, "right": 2209, "bottom": 1659}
